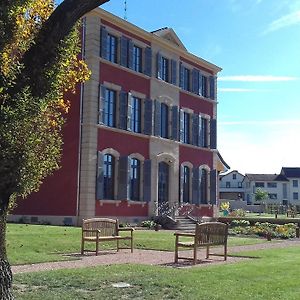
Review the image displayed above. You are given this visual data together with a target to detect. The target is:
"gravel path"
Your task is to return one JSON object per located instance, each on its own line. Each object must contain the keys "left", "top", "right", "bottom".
{"left": 11, "top": 239, "right": 300, "bottom": 274}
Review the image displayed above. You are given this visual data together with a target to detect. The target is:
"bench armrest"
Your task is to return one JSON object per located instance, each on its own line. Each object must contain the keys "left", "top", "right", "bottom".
{"left": 174, "top": 232, "right": 195, "bottom": 237}
{"left": 118, "top": 227, "right": 134, "bottom": 232}
{"left": 83, "top": 229, "right": 101, "bottom": 233}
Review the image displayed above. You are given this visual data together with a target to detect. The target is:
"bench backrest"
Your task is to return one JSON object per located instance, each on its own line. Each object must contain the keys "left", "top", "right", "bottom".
{"left": 82, "top": 218, "right": 118, "bottom": 237}
{"left": 195, "top": 222, "right": 228, "bottom": 246}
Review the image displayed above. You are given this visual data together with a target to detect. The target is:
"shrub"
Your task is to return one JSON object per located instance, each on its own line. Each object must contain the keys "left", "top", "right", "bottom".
{"left": 229, "top": 209, "right": 246, "bottom": 217}
{"left": 140, "top": 220, "right": 156, "bottom": 229}
{"left": 231, "top": 220, "right": 250, "bottom": 227}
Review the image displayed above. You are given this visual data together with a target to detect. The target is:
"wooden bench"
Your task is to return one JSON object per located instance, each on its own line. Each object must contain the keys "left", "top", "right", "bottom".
{"left": 81, "top": 218, "right": 134, "bottom": 256}
{"left": 174, "top": 222, "right": 228, "bottom": 264}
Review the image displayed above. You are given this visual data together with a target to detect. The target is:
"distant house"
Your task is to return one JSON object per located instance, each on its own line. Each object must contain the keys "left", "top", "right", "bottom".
{"left": 244, "top": 174, "right": 289, "bottom": 205}
{"left": 219, "top": 170, "right": 244, "bottom": 201}
{"left": 281, "top": 167, "right": 300, "bottom": 204}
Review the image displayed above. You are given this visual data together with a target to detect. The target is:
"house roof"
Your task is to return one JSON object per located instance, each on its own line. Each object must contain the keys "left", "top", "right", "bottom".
{"left": 281, "top": 167, "right": 300, "bottom": 178}
{"left": 245, "top": 173, "right": 289, "bottom": 182}
{"left": 220, "top": 170, "right": 244, "bottom": 179}
{"left": 151, "top": 27, "right": 187, "bottom": 50}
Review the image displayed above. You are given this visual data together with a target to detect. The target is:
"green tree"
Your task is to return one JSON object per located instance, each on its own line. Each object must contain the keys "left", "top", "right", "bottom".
{"left": 0, "top": 0, "right": 108, "bottom": 298}
{"left": 255, "top": 188, "right": 269, "bottom": 203}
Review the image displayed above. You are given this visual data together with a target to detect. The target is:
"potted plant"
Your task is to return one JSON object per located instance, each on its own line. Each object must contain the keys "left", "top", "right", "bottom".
{"left": 220, "top": 202, "right": 230, "bottom": 216}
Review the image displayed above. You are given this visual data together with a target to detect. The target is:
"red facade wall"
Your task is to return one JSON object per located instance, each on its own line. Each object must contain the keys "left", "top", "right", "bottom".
{"left": 179, "top": 145, "right": 213, "bottom": 169}
{"left": 180, "top": 91, "right": 213, "bottom": 117}
{"left": 13, "top": 89, "right": 81, "bottom": 216}
{"left": 100, "top": 62, "right": 150, "bottom": 96}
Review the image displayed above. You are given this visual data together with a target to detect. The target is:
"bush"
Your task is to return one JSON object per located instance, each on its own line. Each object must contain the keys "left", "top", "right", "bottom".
{"left": 140, "top": 220, "right": 156, "bottom": 229}
{"left": 231, "top": 220, "right": 250, "bottom": 227}
{"left": 229, "top": 209, "right": 246, "bottom": 217}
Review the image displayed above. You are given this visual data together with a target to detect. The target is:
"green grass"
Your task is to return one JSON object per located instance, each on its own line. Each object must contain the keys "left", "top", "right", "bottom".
{"left": 13, "top": 246, "right": 300, "bottom": 299}
{"left": 7, "top": 223, "right": 267, "bottom": 265}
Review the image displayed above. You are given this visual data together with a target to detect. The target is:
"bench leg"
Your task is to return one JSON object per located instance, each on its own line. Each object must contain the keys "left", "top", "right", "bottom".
{"left": 193, "top": 245, "right": 197, "bottom": 265}
{"left": 175, "top": 236, "right": 179, "bottom": 263}
{"left": 130, "top": 235, "right": 133, "bottom": 253}
{"left": 81, "top": 239, "right": 84, "bottom": 255}
{"left": 206, "top": 245, "right": 209, "bottom": 259}
{"left": 224, "top": 244, "right": 227, "bottom": 261}
{"left": 96, "top": 240, "right": 99, "bottom": 256}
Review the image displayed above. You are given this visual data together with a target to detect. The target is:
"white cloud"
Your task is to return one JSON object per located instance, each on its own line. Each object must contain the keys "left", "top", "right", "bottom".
{"left": 263, "top": 10, "right": 300, "bottom": 34}
{"left": 219, "top": 88, "right": 260, "bottom": 93}
{"left": 218, "top": 123, "right": 300, "bottom": 174}
{"left": 218, "top": 75, "right": 299, "bottom": 82}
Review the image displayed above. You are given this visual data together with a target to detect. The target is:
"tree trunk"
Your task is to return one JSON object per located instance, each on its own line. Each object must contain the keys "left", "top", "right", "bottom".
{"left": 0, "top": 204, "right": 13, "bottom": 300}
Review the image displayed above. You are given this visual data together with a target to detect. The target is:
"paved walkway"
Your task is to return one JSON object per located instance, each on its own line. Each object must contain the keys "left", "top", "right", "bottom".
{"left": 12, "top": 239, "right": 300, "bottom": 274}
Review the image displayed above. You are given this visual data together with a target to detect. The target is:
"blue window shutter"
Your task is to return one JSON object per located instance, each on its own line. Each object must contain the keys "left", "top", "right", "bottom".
{"left": 192, "top": 113, "right": 199, "bottom": 146}
{"left": 100, "top": 26, "right": 108, "bottom": 59}
{"left": 156, "top": 52, "right": 162, "bottom": 79}
{"left": 210, "top": 119, "right": 217, "bottom": 149}
{"left": 210, "top": 169, "right": 217, "bottom": 205}
{"left": 179, "top": 62, "right": 184, "bottom": 88}
{"left": 120, "top": 36, "right": 128, "bottom": 67}
{"left": 179, "top": 109, "right": 184, "bottom": 142}
{"left": 98, "top": 85, "right": 106, "bottom": 124}
{"left": 118, "top": 156, "right": 130, "bottom": 200}
{"left": 144, "top": 47, "right": 152, "bottom": 76}
{"left": 209, "top": 76, "right": 216, "bottom": 100}
{"left": 119, "top": 91, "right": 128, "bottom": 130}
{"left": 154, "top": 100, "right": 161, "bottom": 137}
{"left": 128, "top": 39, "right": 134, "bottom": 69}
{"left": 192, "top": 167, "right": 200, "bottom": 204}
{"left": 143, "top": 98, "right": 153, "bottom": 135}
{"left": 127, "top": 93, "right": 132, "bottom": 131}
{"left": 96, "top": 151, "right": 104, "bottom": 200}
{"left": 171, "top": 106, "right": 179, "bottom": 141}
{"left": 192, "top": 69, "right": 199, "bottom": 94}
{"left": 143, "top": 159, "right": 152, "bottom": 202}
{"left": 179, "top": 164, "right": 184, "bottom": 204}
{"left": 198, "top": 71, "right": 202, "bottom": 96}
{"left": 171, "top": 59, "right": 177, "bottom": 85}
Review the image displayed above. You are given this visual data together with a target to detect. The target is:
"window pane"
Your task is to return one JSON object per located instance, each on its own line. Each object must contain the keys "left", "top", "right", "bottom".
{"left": 131, "top": 97, "right": 141, "bottom": 133}
{"left": 104, "top": 89, "right": 116, "bottom": 127}
{"left": 103, "top": 154, "right": 115, "bottom": 199}
{"left": 183, "top": 166, "right": 190, "bottom": 203}
{"left": 183, "top": 67, "right": 190, "bottom": 91}
{"left": 133, "top": 46, "right": 142, "bottom": 72}
{"left": 183, "top": 112, "right": 190, "bottom": 143}
{"left": 160, "top": 103, "right": 169, "bottom": 138}
{"left": 107, "top": 34, "right": 118, "bottom": 63}
{"left": 201, "top": 169, "right": 208, "bottom": 204}
{"left": 162, "top": 57, "right": 169, "bottom": 82}
{"left": 130, "top": 158, "right": 140, "bottom": 200}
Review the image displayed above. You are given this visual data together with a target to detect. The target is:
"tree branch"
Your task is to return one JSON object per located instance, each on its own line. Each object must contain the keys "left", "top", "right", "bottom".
{"left": 16, "top": 0, "right": 109, "bottom": 98}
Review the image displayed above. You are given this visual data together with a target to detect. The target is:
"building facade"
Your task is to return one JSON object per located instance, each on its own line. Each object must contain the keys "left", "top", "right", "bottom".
{"left": 11, "top": 8, "right": 222, "bottom": 225}
{"left": 219, "top": 170, "right": 244, "bottom": 201}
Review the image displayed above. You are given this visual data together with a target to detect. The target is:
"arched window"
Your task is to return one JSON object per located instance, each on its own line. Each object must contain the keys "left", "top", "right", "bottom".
{"left": 103, "top": 154, "right": 115, "bottom": 199}
{"left": 130, "top": 158, "right": 141, "bottom": 200}
{"left": 158, "top": 162, "right": 169, "bottom": 206}
{"left": 183, "top": 166, "right": 190, "bottom": 203}
{"left": 200, "top": 169, "right": 208, "bottom": 204}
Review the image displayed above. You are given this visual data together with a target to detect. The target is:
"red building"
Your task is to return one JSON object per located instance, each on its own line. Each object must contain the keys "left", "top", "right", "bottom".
{"left": 11, "top": 8, "right": 225, "bottom": 226}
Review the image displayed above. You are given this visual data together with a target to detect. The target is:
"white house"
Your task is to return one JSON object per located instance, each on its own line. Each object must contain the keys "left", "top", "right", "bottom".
{"left": 219, "top": 170, "right": 245, "bottom": 201}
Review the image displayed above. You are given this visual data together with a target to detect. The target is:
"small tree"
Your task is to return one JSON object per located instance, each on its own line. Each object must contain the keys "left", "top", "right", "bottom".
{"left": 254, "top": 188, "right": 269, "bottom": 204}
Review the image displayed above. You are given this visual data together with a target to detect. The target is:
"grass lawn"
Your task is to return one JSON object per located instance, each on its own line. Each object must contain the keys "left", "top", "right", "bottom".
{"left": 7, "top": 223, "right": 267, "bottom": 265}
{"left": 13, "top": 246, "right": 300, "bottom": 300}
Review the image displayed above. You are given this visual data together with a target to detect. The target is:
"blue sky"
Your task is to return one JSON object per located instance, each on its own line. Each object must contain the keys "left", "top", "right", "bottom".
{"left": 93, "top": 0, "right": 300, "bottom": 174}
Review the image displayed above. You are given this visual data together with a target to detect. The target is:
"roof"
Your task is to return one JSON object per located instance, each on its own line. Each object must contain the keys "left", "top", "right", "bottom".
{"left": 216, "top": 151, "right": 230, "bottom": 173}
{"left": 245, "top": 174, "right": 289, "bottom": 182}
{"left": 281, "top": 167, "right": 300, "bottom": 178}
{"left": 151, "top": 27, "right": 187, "bottom": 50}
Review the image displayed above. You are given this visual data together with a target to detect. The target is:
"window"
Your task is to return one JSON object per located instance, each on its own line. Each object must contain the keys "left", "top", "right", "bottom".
{"left": 293, "top": 180, "right": 298, "bottom": 187}
{"left": 200, "top": 169, "right": 208, "bottom": 204}
{"left": 183, "top": 166, "right": 190, "bottom": 203}
{"left": 133, "top": 45, "right": 142, "bottom": 72}
{"left": 238, "top": 182, "right": 242, "bottom": 188}
{"left": 183, "top": 67, "right": 190, "bottom": 91}
{"left": 107, "top": 34, "right": 118, "bottom": 63}
{"left": 267, "top": 182, "right": 277, "bottom": 188}
{"left": 202, "top": 75, "right": 208, "bottom": 97}
{"left": 161, "top": 57, "right": 169, "bottom": 82}
{"left": 183, "top": 112, "right": 190, "bottom": 144}
{"left": 104, "top": 89, "right": 116, "bottom": 127}
{"left": 129, "top": 158, "right": 140, "bottom": 200}
{"left": 269, "top": 193, "right": 277, "bottom": 200}
{"left": 226, "top": 181, "right": 230, "bottom": 188}
{"left": 160, "top": 103, "right": 169, "bottom": 138}
{"left": 103, "top": 154, "right": 115, "bottom": 199}
{"left": 200, "top": 118, "right": 208, "bottom": 147}
{"left": 293, "top": 192, "right": 299, "bottom": 200}
{"left": 158, "top": 162, "right": 169, "bottom": 207}
{"left": 255, "top": 182, "right": 265, "bottom": 187}
{"left": 130, "top": 96, "right": 141, "bottom": 133}
{"left": 233, "top": 174, "right": 237, "bottom": 180}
